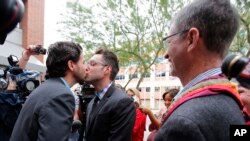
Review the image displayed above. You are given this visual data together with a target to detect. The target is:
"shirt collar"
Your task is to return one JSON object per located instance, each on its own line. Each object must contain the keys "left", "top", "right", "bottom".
{"left": 60, "top": 77, "right": 72, "bottom": 94}
{"left": 174, "top": 67, "right": 222, "bottom": 101}
{"left": 96, "top": 82, "right": 112, "bottom": 100}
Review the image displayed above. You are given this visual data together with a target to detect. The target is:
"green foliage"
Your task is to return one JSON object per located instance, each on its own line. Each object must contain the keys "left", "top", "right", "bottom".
{"left": 57, "top": 0, "right": 183, "bottom": 88}
{"left": 57, "top": 0, "right": 250, "bottom": 88}
{"left": 230, "top": 0, "right": 250, "bottom": 57}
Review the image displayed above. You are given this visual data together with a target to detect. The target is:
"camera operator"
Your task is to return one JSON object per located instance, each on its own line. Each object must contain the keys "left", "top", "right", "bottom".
{"left": 19, "top": 45, "right": 42, "bottom": 69}
{"left": 221, "top": 54, "right": 250, "bottom": 125}
{"left": 5, "top": 45, "right": 42, "bottom": 91}
{"left": 0, "top": 45, "right": 44, "bottom": 141}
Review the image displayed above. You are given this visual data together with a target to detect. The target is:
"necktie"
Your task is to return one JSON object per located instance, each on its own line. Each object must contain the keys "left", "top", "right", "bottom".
{"left": 91, "top": 96, "right": 100, "bottom": 112}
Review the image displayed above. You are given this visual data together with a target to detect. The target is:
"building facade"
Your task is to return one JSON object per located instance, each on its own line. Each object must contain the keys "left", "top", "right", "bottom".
{"left": 115, "top": 60, "right": 182, "bottom": 110}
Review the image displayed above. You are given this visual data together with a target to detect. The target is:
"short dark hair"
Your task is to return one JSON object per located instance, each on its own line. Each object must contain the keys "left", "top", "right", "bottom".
{"left": 173, "top": 0, "right": 240, "bottom": 57}
{"left": 95, "top": 48, "right": 119, "bottom": 80}
{"left": 46, "top": 41, "right": 82, "bottom": 78}
{"left": 162, "top": 88, "right": 179, "bottom": 100}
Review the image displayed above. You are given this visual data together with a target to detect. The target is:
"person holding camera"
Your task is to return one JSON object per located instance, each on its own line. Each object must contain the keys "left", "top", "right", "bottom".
{"left": 0, "top": 45, "right": 46, "bottom": 141}
{"left": 5, "top": 45, "right": 45, "bottom": 91}
{"left": 10, "top": 41, "right": 86, "bottom": 141}
{"left": 84, "top": 48, "right": 136, "bottom": 141}
{"left": 156, "top": 0, "right": 245, "bottom": 141}
{"left": 18, "top": 45, "right": 45, "bottom": 68}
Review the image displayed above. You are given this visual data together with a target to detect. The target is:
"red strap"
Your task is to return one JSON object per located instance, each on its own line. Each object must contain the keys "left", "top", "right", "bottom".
{"left": 161, "top": 84, "right": 243, "bottom": 124}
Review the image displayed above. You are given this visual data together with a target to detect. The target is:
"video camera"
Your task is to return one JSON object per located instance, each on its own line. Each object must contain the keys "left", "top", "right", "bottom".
{"left": 31, "top": 45, "right": 47, "bottom": 55}
{"left": 77, "top": 82, "right": 95, "bottom": 118}
{"left": 76, "top": 82, "right": 95, "bottom": 140}
{"left": 222, "top": 54, "right": 250, "bottom": 89}
{"left": 0, "top": 55, "right": 41, "bottom": 102}
{"left": 78, "top": 83, "right": 95, "bottom": 103}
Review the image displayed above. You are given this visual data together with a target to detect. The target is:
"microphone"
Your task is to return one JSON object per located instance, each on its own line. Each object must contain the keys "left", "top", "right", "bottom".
{"left": 222, "top": 54, "right": 250, "bottom": 88}
{"left": 71, "top": 120, "right": 82, "bottom": 132}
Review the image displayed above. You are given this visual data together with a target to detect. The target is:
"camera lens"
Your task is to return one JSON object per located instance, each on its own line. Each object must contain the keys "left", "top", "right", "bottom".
{"left": 25, "top": 80, "right": 36, "bottom": 91}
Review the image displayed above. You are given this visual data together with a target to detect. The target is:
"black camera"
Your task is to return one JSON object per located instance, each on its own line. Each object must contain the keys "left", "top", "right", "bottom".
{"left": 2, "top": 55, "right": 41, "bottom": 102}
{"left": 77, "top": 82, "right": 95, "bottom": 139}
{"left": 0, "top": 69, "right": 8, "bottom": 90}
{"left": 32, "top": 45, "right": 47, "bottom": 55}
{"left": 222, "top": 54, "right": 250, "bottom": 88}
{"left": 79, "top": 83, "right": 95, "bottom": 102}
{"left": 77, "top": 83, "right": 95, "bottom": 114}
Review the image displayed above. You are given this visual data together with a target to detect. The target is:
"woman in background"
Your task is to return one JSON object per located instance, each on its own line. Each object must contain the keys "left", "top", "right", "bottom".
{"left": 126, "top": 88, "right": 147, "bottom": 141}
{"left": 140, "top": 88, "right": 179, "bottom": 141}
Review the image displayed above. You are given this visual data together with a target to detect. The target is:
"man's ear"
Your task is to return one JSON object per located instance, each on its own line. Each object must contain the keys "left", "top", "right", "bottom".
{"left": 187, "top": 27, "right": 200, "bottom": 52}
{"left": 103, "top": 65, "right": 112, "bottom": 74}
{"left": 67, "top": 60, "right": 75, "bottom": 71}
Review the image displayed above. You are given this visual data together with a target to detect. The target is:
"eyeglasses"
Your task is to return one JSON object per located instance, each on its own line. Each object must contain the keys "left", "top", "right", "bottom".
{"left": 86, "top": 60, "right": 108, "bottom": 67}
{"left": 162, "top": 29, "right": 189, "bottom": 42}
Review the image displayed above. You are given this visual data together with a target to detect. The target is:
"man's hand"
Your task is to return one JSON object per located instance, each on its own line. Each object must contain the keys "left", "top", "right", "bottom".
{"left": 19, "top": 45, "right": 42, "bottom": 69}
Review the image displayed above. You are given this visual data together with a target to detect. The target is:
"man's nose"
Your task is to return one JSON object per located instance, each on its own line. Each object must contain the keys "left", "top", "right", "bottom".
{"left": 85, "top": 66, "right": 89, "bottom": 71}
{"left": 164, "top": 53, "right": 169, "bottom": 59}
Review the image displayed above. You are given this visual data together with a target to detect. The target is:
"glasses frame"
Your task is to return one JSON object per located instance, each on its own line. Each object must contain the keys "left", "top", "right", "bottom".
{"left": 162, "top": 29, "right": 189, "bottom": 42}
{"left": 86, "top": 60, "right": 108, "bottom": 67}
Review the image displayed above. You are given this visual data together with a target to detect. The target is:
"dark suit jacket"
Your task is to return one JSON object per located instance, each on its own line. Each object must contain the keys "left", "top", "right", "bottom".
{"left": 10, "top": 78, "right": 75, "bottom": 141}
{"left": 85, "top": 84, "right": 136, "bottom": 141}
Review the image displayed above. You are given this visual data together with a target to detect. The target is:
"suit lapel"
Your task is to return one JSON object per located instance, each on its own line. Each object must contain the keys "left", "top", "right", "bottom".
{"left": 86, "top": 84, "right": 116, "bottom": 132}
{"left": 86, "top": 99, "right": 93, "bottom": 134}
{"left": 88, "top": 95, "right": 108, "bottom": 129}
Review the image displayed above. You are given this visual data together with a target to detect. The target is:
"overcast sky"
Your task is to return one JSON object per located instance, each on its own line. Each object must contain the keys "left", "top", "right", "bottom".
{"left": 44, "top": 0, "right": 96, "bottom": 48}
{"left": 44, "top": 0, "right": 67, "bottom": 48}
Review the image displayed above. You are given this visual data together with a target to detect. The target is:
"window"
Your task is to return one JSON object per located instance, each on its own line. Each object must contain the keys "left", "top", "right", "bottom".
{"left": 155, "top": 72, "right": 166, "bottom": 77}
{"left": 129, "top": 74, "right": 138, "bottom": 79}
{"left": 142, "top": 73, "right": 150, "bottom": 78}
{"left": 115, "top": 75, "right": 125, "bottom": 80}
{"left": 146, "top": 87, "right": 150, "bottom": 92}
{"left": 165, "top": 86, "right": 181, "bottom": 91}
{"left": 155, "top": 87, "right": 160, "bottom": 92}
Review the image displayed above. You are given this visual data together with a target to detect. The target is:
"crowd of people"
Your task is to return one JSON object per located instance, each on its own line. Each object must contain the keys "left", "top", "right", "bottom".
{"left": 1, "top": 0, "right": 250, "bottom": 141}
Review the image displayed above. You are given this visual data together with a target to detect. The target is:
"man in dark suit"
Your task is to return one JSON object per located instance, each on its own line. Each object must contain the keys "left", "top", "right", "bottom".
{"left": 10, "top": 41, "right": 86, "bottom": 141}
{"left": 84, "top": 48, "right": 136, "bottom": 141}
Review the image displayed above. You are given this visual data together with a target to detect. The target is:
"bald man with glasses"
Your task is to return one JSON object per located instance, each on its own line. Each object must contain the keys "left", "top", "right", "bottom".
{"left": 155, "top": 0, "right": 245, "bottom": 141}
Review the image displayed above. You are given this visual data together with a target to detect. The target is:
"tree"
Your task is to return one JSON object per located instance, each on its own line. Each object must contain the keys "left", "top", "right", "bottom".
{"left": 58, "top": 0, "right": 185, "bottom": 89}
{"left": 230, "top": 0, "right": 250, "bottom": 56}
